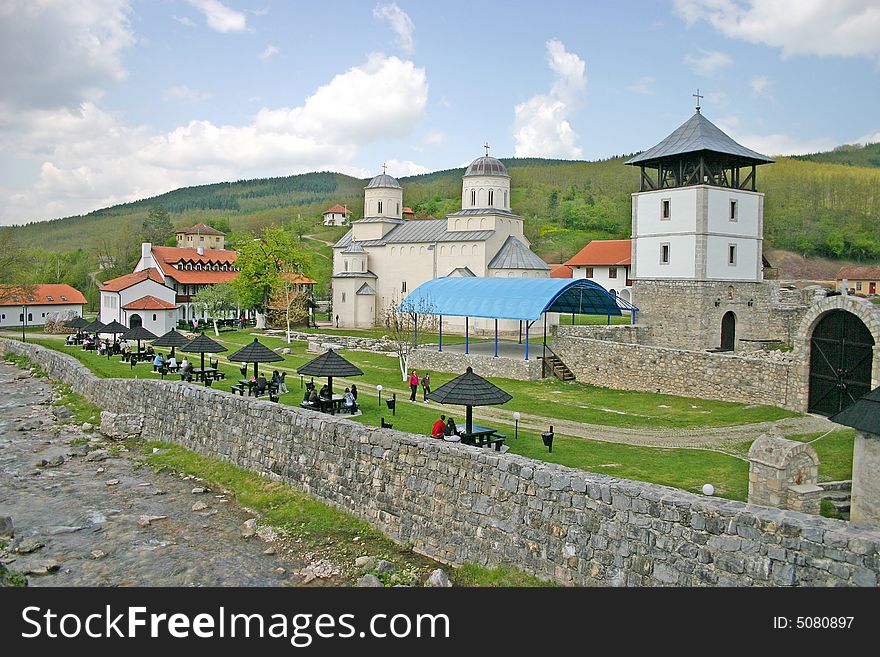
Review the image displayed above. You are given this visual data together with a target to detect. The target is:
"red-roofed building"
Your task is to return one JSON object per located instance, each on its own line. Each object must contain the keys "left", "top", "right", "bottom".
{"left": 549, "top": 264, "right": 573, "bottom": 279}
{"left": 175, "top": 223, "right": 226, "bottom": 250}
{"left": 0, "top": 284, "right": 86, "bottom": 328}
{"left": 565, "top": 239, "right": 633, "bottom": 304}
{"left": 837, "top": 265, "right": 880, "bottom": 296}
{"left": 99, "top": 266, "right": 178, "bottom": 335}
{"left": 402, "top": 206, "right": 415, "bottom": 220}
{"left": 323, "top": 204, "right": 351, "bottom": 226}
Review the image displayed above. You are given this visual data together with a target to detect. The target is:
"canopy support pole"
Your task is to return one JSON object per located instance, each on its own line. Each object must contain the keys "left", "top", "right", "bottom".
{"left": 494, "top": 319, "right": 498, "bottom": 358}
{"left": 438, "top": 315, "right": 443, "bottom": 352}
{"left": 412, "top": 312, "right": 417, "bottom": 348}
{"left": 518, "top": 321, "right": 522, "bottom": 344}
{"left": 465, "top": 317, "right": 469, "bottom": 354}
{"left": 525, "top": 321, "right": 533, "bottom": 360}
{"left": 543, "top": 314, "right": 547, "bottom": 365}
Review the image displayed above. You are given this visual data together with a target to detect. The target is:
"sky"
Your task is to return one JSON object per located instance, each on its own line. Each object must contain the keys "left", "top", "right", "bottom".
{"left": 1, "top": 0, "right": 879, "bottom": 226}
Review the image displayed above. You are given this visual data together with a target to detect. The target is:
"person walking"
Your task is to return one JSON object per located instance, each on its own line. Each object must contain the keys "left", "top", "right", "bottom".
{"left": 408, "top": 370, "right": 419, "bottom": 401}
{"left": 421, "top": 372, "right": 431, "bottom": 402}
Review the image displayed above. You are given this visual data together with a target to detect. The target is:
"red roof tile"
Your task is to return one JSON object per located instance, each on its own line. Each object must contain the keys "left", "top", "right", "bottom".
{"left": 100, "top": 268, "right": 165, "bottom": 292}
{"left": 0, "top": 284, "right": 87, "bottom": 306}
{"left": 282, "top": 272, "right": 317, "bottom": 285}
{"left": 159, "top": 266, "right": 239, "bottom": 285}
{"left": 549, "top": 264, "right": 573, "bottom": 279}
{"left": 152, "top": 246, "right": 238, "bottom": 265}
{"left": 565, "top": 239, "right": 632, "bottom": 267}
{"left": 838, "top": 266, "right": 880, "bottom": 280}
{"left": 323, "top": 204, "right": 351, "bottom": 215}
{"left": 121, "top": 295, "right": 178, "bottom": 311}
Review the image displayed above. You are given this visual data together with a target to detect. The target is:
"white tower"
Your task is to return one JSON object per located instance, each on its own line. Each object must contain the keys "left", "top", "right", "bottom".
{"left": 362, "top": 165, "right": 403, "bottom": 220}
{"left": 461, "top": 143, "right": 511, "bottom": 212}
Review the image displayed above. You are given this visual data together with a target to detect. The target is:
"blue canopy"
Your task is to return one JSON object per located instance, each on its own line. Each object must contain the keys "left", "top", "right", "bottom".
{"left": 399, "top": 277, "right": 630, "bottom": 321}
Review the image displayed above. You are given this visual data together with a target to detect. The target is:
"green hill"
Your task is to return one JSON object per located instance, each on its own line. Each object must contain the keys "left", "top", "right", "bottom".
{"left": 5, "top": 152, "right": 880, "bottom": 307}
{"left": 794, "top": 142, "right": 880, "bottom": 168}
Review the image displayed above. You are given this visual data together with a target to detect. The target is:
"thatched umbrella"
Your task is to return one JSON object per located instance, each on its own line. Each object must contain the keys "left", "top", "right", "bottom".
{"left": 228, "top": 338, "right": 284, "bottom": 381}
{"left": 296, "top": 348, "right": 362, "bottom": 396}
{"left": 121, "top": 325, "right": 157, "bottom": 355}
{"left": 180, "top": 333, "right": 227, "bottom": 377}
{"left": 427, "top": 366, "right": 512, "bottom": 435}
{"left": 81, "top": 319, "right": 105, "bottom": 334}
{"left": 100, "top": 319, "right": 128, "bottom": 339}
{"left": 152, "top": 329, "right": 191, "bottom": 359}
{"left": 65, "top": 316, "right": 89, "bottom": 330}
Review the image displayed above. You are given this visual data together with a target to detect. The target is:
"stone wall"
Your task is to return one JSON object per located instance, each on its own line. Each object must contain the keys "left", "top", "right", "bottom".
{"left": 409, "top": 347, "right": 543, "bottom": 381}
{"left": 551, "top": 334, "right": 796, "bottom": 409}
{"left": 556, "top": 325, "right": 644, "bottom": 344}
{"left": 3, "top": 337, "right": 879, "bottom": 587}
{"left": 261, "top": 330, "right": 396, "bottom": 352}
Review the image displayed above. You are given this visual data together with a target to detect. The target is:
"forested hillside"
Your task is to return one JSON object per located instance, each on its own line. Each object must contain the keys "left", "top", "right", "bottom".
{"left": 5, "top": 152, "right": 879, "bottom": 309}
{"left": 794, "top": 142, "right": 880, "bottom": 168}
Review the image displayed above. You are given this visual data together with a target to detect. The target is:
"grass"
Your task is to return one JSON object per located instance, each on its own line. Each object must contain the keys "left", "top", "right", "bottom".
{"left": 787, "top": 429, "right": 855, "bottom": 482}
{"left": 143, "top": 441, "right": 547, "bottom": 586}
{"left": 55, "top": 383, "right": 102, "bottom": 425}
{"left": 558, "top": 314, "right": 631, "bottom": 326}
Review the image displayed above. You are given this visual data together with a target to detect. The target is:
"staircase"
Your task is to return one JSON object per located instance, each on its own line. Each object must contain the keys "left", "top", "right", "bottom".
{"left": 818, "top": 480, "right": 852, "bottom": 520}
{"left": 542, "top": 350, "right": 575, "bottom": 382}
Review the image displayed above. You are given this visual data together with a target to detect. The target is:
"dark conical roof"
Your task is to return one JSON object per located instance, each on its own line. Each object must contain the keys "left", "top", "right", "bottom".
{"left": 181, "top": 333, "right": 227, "bottom": 354}
{"left": 152, "top": 329, "right": 191, "bottom": 348}
{"left": 81, "top": 319, "right": 105, "bottom": 333}
{"left": 626, "top": 111, "right": 774, "bottom": 166}
{"left": 829, "top": 386, "right": 880, "bottom": 435}
{"left": 365, "top": 173, "right": 401, "bottom": 189}
{"left": 228, "top": 338, "right": 284, "bottom": 363}
{"left": 100, "top": 320, "right": 129, "bottom": 334}
{"left": 121, "top": 326, "right": 157, "bottom": 341}
{"left": 427, "top": 366, "right": 512, "bottom": 407}
{"left": 464, "top": 155, "right": 509, "bottom": 177}
{"left": 297, "top": 349, "right": 363, "bottom": 377}
{"left": 65, "top": 316, "right": 90, "bottom": 329}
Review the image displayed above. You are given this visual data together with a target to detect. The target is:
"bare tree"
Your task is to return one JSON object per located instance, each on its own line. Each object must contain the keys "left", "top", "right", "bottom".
{"left": 382, "top": 295, "right": 438, "bottom": 381}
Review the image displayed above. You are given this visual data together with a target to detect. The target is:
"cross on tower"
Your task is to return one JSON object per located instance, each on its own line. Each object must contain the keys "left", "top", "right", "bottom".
{"left": 483, "top": 142, "right": 490, "bottom": 157}
{"left": 382, "top": 162, "right": 387, "bottom": 174}
{"left": 693, "top": 88, "right": 704, "bottom": 113}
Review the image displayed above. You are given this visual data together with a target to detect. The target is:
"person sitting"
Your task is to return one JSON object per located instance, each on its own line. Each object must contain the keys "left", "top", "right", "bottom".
{"left": 432, "top": 414, "right": 447, "bottom": 439}
{"left": 307, "top": 388, "right": 319, "bottom": 406}
{"left": 180, "top": 357, "right": 189, "bottom": 371}
{"left": 145, "top": 345, "right": 154, "bottom": 357}
{"left": 167, "top": 354, "right": 178, "bottom": 371}
{"left": 319, "top": 384, "right": 330, "bottom": 399}
{"left": 444, "top": 417, "right": 458, "bottom": 437}
{"left": 181, "top": 360, "right": 194, "bottom": 382}
{"left": 350, "top": 384, "right": 358, "bottom": 401}
{"left": 255, "top": 374, "right": 268, "bottom": 396}
{"left": 153, "top": 352, "right": 165, "bottom": 371}
{"left": 342, "top": 387, "right": 356, "bottom": 412}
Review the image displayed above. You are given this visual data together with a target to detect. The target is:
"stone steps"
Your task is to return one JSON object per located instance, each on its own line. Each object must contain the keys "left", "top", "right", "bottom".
{"left": 818, "top": 480, "right": 852, "bottom": 519}
{"left": 543, "top": 354, "right": 576, "bottom": 382}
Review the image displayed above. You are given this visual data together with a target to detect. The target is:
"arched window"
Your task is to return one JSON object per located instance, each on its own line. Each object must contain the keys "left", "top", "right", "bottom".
{"left": 378, "top": 200, "right": 383, "bottom": 214}
{"left": 472, "top": 245, "right": 478, "bottom": 255}
{"left": 488, "top": 190, "right": 494, "bottom": 206}
{"left": 480, "top": 218, "right": 486, "bottom": 229}
{"left": 451, "top": 245, "right": 458, "bottom": 256}
{"left": 344, "top": 259, "right": 349, "bottom": 271}
{"left": 467, "top": 218, "right": 474, "bottom": 229}
{"left": 454, "top": 219, "right": 461, "bottom": 230}
{"left": 440, "top": 245, "right": 446, "bottom": 256}
{"left": 471, "top": 190, "right": 476, "bottom": 206}
{"left": 391, "top": 247, "right": 396, "bottom": 256}
{"left": 397, "top": 203, "right": 400, "bottom": 215}
{"left": 504, "top": 190, "right": 508, "bottom": 207}
{"left": 410, "top": 246, "right": 415, "bottom": 256}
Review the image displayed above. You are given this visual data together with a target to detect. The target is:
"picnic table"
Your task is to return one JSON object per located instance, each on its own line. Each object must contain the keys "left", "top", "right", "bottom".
{"left": 459, "top": 424, "right": 507, "bottom": 451}
{"left": 192, "top": 367, "right": 224, "bottom": 382}
{"left": 301, "top": 394, "right": 345, "bottom": 414}
{"left": 233, "top": 379, "right": 278, "bottom": 398}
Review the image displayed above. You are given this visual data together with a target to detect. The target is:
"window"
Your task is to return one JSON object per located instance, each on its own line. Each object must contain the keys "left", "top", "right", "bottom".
{"left": 19, "top": 314, "right": 23, "bottom": 322}
{"left": 660, "top": 243, "right": 670, "bottom": 264}
{"left": 608, "top": 267, "right": 617, "bottom": 279}
{"left": 152, "top": 314, "right": 157, "bottom": 321}
{"left": 584, "top": 267, "right": 593, "bottom": 278}
{"left": 856, "top": 281, "right": 863, "bottom": 291}
{"left": 661, "top": 199, "right": 670, "bottom": 220}
{"left": 488, "top": 190, "right": 494, "bottom": 205}
{"left": 344, "top": 259, "right": 348, "bottom": 271}
{"left": 378, "top": 201, "right": 383, "bottom": 214}
{"left": 397, "top": 203, "right": 400, "bottom": 215}
{"left": 46, "top": 296, "right": 54, "bottom": 301}
{"left": 728, "top": 244, "right": 737, "bottom": 265}
{"left": 0, "top": 314, "right": 4, "bottom": 320}
{"left": 28, "top": 313, "right": 32, "bottom": 321}
{"left": 60, "top": 296, "right": 67, "bottom": 301}
{"left": 729, "top": 199, "right": 738, "bottom": 222}
{"left": 42, "top": 312, "right": 46, "bottom": 318}
{"left": 504, "top": 190, "right": 508, "bottom": 207}
{"left": 401, "top": 281, "right": 407, "bottom": 293}
{"left": 471, "top": 190, "right": 476, "bottom": 206}
{"left": 342, "top": 293, "right": 346, "bottom": 303}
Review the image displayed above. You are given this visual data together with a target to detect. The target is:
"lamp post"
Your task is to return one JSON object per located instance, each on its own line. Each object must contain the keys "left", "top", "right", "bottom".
{"left": 21, "top": 303, "right": 26, "bottom": 342}
{"left": 377, "top": 384, "right": 383, "bottom": 407}
{"left": 513, "top": 412, "right": 521, "bottom": 440}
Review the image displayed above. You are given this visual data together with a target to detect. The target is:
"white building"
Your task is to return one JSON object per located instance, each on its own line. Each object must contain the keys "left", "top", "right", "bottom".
{"left": 176, "top": 223, "right": 226, "bottom": 250}
{"left": 322, "top": 204, "right": 351, "bottom": 226}
{"left": 565, "top": 239, "right": 633, "bottom": 305}
{"left": 0, "top": 284, "right": 86, "bottom": 328}
{"left": 331, "top": 154, "right": 551, "bottom": 330}
{"left": 99, "top": 268, "right": 179, "bottom": 336}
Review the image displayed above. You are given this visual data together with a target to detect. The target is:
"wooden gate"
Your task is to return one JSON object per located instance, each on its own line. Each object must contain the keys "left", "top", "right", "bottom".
{"left": 720, "top": 311, "right": 736, "bottom": 351}
{"left": 808, "top": 310, "right": 874, "bottom": 415}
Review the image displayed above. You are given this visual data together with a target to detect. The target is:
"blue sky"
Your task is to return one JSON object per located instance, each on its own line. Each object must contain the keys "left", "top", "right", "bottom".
{"left": 1, "top": 0, "right": 878, "bottom": 225}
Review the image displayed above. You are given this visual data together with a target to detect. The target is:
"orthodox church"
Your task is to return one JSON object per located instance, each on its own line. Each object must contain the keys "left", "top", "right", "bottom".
{"left": 331, "top": 151, "right": 550, "bottom": 329}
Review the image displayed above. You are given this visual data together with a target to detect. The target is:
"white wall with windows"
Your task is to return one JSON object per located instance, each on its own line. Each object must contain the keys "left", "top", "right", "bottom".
{"left": 0, "top": 304, "right": 84, "bottom": 328}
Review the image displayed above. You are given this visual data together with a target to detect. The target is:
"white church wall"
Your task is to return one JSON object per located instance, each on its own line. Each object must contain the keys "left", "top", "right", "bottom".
{"left": 632, "top": 187, "right": 698, "bottom": 237}
{"left": 635, "top": 235, "right": 697, "bottom": 279}
{"left": 706, "top": 188, "right": 761, "bottom": 237}
{"left": 705, "top": 236, "right": 761, "bottom": 281}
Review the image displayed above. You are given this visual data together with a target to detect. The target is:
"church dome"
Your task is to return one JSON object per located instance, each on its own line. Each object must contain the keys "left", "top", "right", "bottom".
{"left": 464, "top": 155, "right": 508, "bottom": 178}
{"left": 365, "top": 173, "right": 401, "bottom": 189}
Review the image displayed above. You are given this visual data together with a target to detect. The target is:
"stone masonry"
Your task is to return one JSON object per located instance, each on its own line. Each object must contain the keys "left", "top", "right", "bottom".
{"left": 409, "top": 348, "right": 543, "bottom": 382}
{"left": 748, "top": 431, "right": 822, "bottom": 515}
{"left": 3, "top": 338, "right": 880, "bottom": 586}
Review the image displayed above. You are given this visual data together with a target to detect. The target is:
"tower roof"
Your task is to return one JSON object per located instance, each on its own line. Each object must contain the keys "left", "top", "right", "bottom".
{"left": 626, "top": 112, "right": 774, "bottom": 167}
{"left": 342, "top": 241, "right": 366, "bottom": 254}
{"left": 365, "top": 173, "right": 401, "bottom": 189}
{"left": 464, "top": 156, "right": 509, "bottom": 177}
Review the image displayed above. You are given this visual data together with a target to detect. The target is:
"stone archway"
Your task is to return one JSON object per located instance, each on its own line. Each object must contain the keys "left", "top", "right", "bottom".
{"left": 129, "top": 314, "right": 142, "bottom": 329}
{"left": 791, "top": 296, "right": 880, "bottom": 412}
{"left": 808, "top": 310, "right": 874, "bottom": 415}
{"left": 721, "top": 311, "right": 736, "bottom": 351}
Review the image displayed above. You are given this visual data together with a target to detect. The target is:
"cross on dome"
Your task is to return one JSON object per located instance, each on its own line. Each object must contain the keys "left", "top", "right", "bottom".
{"left": 483, "top": 142, "right": 490, "bottom": 156}
{"left": 693, "top": 88, "right": 704, "bottom": 113}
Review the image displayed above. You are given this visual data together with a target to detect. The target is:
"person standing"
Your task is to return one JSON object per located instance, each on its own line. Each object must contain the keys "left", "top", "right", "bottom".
{"left": 421, "top": 372, "right": 431, "bottom": 402}
{"left": 408, "top": 370, "right": 419, "bottom": 401}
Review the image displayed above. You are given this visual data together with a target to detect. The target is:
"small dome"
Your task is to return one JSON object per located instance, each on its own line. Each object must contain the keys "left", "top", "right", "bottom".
{"left": 365, "top": 173, "right": 401, "bottom": 189}
{"left": 342, "top": 241, "right": 366, "bottom": 254}
{"left": 464, "top": 156, "right": 508, "bottom": 177}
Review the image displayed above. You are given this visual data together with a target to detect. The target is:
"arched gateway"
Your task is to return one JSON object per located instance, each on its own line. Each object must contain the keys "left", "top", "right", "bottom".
{"left": 808, "top": 309, "right": 874, "bottom": 415}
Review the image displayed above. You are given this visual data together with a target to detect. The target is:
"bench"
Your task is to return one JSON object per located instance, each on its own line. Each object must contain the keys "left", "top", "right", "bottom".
{"left": 380, "top": 417, "right": 393, "bottom": 429}
{"left": 231, "top": 384, "right": 246, "bottom": 395}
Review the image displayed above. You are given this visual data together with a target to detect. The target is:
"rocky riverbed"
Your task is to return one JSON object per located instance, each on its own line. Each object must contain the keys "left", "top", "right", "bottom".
{"left": 0, "top": 361, "right": 349, "bottom": 587}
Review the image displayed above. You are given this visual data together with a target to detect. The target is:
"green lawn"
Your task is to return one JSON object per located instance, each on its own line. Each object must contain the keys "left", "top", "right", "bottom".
{"left": 558, "top": 314, "right": 631, "bottom": 326}
{"left": 788, "top": 429, "right": 856, "bottom": 482}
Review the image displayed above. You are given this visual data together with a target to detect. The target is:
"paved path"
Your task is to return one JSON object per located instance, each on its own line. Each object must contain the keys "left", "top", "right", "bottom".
{"left": 0, "top": 362, "right": 344, "bottom": 586}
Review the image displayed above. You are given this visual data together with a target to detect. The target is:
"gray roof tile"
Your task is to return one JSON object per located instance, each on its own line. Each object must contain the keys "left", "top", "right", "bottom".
{"left": 488, "top": 236, "right": 550, "bottom": 270}
{"left": 356, "top": 283, "right": 377, "bottom": 295}
{"left": 332, "top": 270, "right": 378, "bottom": 278}
{"left": 334, "top": 219, "right": 494, "bottom": 248}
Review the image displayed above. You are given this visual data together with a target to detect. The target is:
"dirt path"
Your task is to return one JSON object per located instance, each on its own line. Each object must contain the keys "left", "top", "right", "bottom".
{"left": 0, "top": 362, "right": 344, "bottom": 586}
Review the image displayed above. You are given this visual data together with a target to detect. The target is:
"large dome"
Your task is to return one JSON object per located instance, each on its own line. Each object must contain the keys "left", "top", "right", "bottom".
{"left": 464, "top": 155, "right": 508, "bottom": 177}
{"left": 365, "top": 173, "right": 401, "bottom": 189}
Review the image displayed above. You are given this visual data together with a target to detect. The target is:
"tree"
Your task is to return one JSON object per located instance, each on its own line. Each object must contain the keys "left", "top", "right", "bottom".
{"left": 381, "top": 295, "right": 438, "bottom": 382}
{"left": 232, "top": 226, "right": 311, "bottom": 329}
{"left": 193, "top": 283, "right": 239, "bottom": 336}
{"left": 269, "top": 275, "right": 313, "bottom": 343}
{"left": 142, "top": 205, "right": 174, "bottom": 246}
{"left": 0, "top": 228, "right": 36, "bottom": 302}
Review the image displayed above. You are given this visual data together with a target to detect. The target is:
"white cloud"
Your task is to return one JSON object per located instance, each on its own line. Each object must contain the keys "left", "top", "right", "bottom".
{"left": 384, "top": 159, "right": 429, "bottom": 177}
{"left": 373, "top": 3, "right": 415, "bottom": 54}
{"left": 188, "top": 0, "right": 247, "bottom": 33}
{"left": 628, "top": 76, "right": 655, "bottom": 95}
{"left": 674, "top": 0, "right": 880, "bottom": 59}
{"left": 0, "top": 0, "right": 135, "bottom": 111}
{"left": 162, "top": 85, "right": 211, "bottom": 102}
{"left": 704, "top": 90, "right": 729, "bottom": 107}
{"left": 259, "top": 44, "right": 280, "bottom": 62}
{"left": 750, "top": 75, "right": 772, "bottom": 96}
{"left": 855, "top": 130, "right": 880, "bottom": 145}
{"left": 513, "top": 39, "right": 586, "bottom": 158}
{"left": 715, "top": 116, "right": 835, "bottom": 155}
{"left": 173, "top": 15, "right": 195, "bottom": 27}
{"left": 0, "top": 54, "right": 429, "bottom": 224}
{"left": 683, "top": 48, "right": 732, "bottom": 76}
{"left": 423, "top": 130, "right": 447, "bottom": 145}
